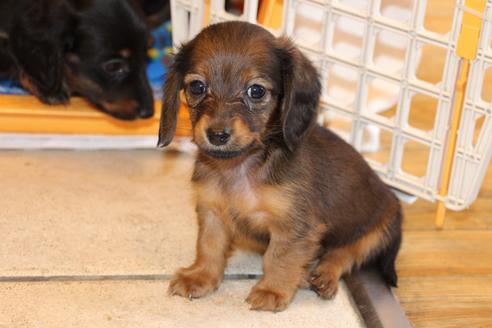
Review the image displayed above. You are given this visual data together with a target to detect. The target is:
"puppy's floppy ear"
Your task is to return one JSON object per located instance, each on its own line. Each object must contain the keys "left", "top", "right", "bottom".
{"left": 9, "top": 0, "right": 77, "bottom": 104}
{"left": 276, "top": 38, "right": 321, "bottom": 151}
{"left": 157, "top": 43, "right": 192, "bottom": 148}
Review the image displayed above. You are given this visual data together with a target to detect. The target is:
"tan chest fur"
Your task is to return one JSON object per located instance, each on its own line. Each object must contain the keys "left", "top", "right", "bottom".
{"left": 194, "top": 163, "right": 292, "bottom": 232}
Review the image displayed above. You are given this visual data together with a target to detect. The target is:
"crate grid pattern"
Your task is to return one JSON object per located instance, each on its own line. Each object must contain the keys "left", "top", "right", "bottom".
{"left": 170, "top": 0, "right": 492, "bottom": 210}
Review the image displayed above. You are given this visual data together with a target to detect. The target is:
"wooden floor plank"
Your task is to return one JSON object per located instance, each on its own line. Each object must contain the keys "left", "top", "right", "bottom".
{"left": 396, "top": 163, "right": 492, "bottom": 328}
{"left": 397, "top": 231, "right": 492, "bottom": 277}
{"left": 398, "top": 276, "right": 492, "bottom": 328}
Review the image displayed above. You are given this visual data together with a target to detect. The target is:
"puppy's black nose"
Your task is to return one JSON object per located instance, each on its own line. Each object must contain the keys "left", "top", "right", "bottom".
{"left": 207, "top": 128, "right": 231, "bottom": 146}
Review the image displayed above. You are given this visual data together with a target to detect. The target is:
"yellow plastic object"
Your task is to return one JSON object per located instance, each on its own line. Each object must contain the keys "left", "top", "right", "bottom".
{"left": 456, "top": 0, "right": 487, "bottom": 60}
{"left": 435, "top": 0, "right": 486, "bottom": 228}
{"left": 0, "top": 95, "right": 192, "bottom": 136}
{"left": 258, "top": 0, "right": 283, "bottom": 29}
{"left": 148, "top": 48, "right": 160, "bottom": 59}
{"left": 436, "top": 61, "right": 470, "bottom": 229}
{"left": 204, "top": 0, "right": 210, "bottom": 25}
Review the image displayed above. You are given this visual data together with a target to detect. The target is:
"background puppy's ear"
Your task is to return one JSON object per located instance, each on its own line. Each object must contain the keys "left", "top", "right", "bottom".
{"left": 9, "top": 0, "right": 77, "bottom": 104}
{"left": 157, "top": 44, "right": 191, "bottom": 148}
{"left": 277, "top": 38, "right": 321, "bottom": 151}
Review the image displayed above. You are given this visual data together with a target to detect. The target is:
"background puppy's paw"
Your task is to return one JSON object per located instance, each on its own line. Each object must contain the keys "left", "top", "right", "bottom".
{"left": 20, "top": 73, "right": 70, "bottom": 105}
{"left": 245, "top": 287, "right": 290, "bottom": 312}
{"left": 40, "top": 84, "right": 71, "bottom": 105}
{"left": 168, "top": 268, "right": 220, "bottom": 299}
{"left": 41, "top": 92, "right": 70, "bottom": 105}
{"left": 309, "top": 271, "right": 339, "bottom": 299}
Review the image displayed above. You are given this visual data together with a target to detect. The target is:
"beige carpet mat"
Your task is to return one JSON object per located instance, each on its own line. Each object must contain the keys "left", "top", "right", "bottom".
{"left": 0, "top": 150, "right": 262, "bottom": 277}
{"left": 0, "top": 280, "right": 364, "bottom": 328}
{"left": 0, "top": 150, "right": 365, "bottom": 327}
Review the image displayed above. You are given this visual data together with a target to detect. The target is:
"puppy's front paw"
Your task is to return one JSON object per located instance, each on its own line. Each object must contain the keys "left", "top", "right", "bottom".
{"left": 309, "top": 271, "right": 339, "bottom": 299}
{"left": 42, "top": 92, "right": 70, "bottom": 105}
{"left": 246, "top": 286, "right": 291, "bottom": 312}
{"left": 168, "top": 268, "right": 221, "bottom": 300}
{"left": 40, "top": 86, "right": 70, "bottom": 105}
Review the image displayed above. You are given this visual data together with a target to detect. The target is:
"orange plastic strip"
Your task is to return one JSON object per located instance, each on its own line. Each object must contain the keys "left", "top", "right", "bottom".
{"left": 0, "top": 95, "right": 191, "bottom": 136}
{"left": 435, "top": 61, "right": 470, "bottom": 228}
{"left": 257, "top": 0, "right": 283, "bottom": 28}
{"left": 435, "top": 0, "right": 487, "bottom": 228}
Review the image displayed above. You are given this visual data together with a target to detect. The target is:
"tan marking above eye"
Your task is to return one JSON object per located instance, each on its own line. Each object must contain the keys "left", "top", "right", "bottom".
{"left": 119, "top": 49, "right": 132, "bottom": 58}
{"left": 66, "top": 53, "right": 80, "bottom": 64}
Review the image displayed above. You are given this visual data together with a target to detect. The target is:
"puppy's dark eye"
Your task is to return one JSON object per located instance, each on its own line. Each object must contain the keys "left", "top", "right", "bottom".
{"left": 247, "top": 84, "right": 266, "bottom": 99}
{"left": 189, "top": 80, "right": 206, "bottom": 95}
{"left": 102, "top": 59, "right": 130, "bottom": 77}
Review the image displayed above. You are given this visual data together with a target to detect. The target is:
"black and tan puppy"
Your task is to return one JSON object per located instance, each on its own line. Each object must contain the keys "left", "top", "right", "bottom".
{"left": 158, "top": 21, "right": 402, "bottom": 312}
{"left": 0, "top": 0, "right": 153, "bottom": 120}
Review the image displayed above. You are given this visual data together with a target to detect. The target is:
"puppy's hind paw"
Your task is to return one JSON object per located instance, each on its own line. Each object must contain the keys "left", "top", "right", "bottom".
{"left": 309, "top": 271, "right": 339, "bottom": 300}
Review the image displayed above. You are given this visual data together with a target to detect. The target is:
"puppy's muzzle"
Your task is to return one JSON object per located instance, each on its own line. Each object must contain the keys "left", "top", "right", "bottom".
{"left": 206, "top": 127, "right": 231, "bottom": 146}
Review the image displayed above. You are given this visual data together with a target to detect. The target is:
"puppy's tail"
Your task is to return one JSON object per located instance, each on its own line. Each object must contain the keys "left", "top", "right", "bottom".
{"left": 375, "top": 207, "right": 402, "bottom": 287}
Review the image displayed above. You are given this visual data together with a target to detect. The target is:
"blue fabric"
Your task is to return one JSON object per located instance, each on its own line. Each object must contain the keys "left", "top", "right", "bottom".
{"left": 0, "top": 21, "right": 173, "bottom": 98}
{"left": 0, "top": 79, "right": 27, "bottom": 95}
{"left": 147, "top": 20, "right": 173, "bottom": 99}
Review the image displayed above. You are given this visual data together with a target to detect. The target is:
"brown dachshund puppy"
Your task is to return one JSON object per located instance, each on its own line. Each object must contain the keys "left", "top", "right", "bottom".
{"left": 158, "top": 21, "right": 402, "bottom": 312}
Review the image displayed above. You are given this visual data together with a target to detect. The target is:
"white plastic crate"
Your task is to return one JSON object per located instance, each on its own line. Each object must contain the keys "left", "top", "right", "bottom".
{"left": 169, "top": 0, "right": 492, "bottom": 211}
